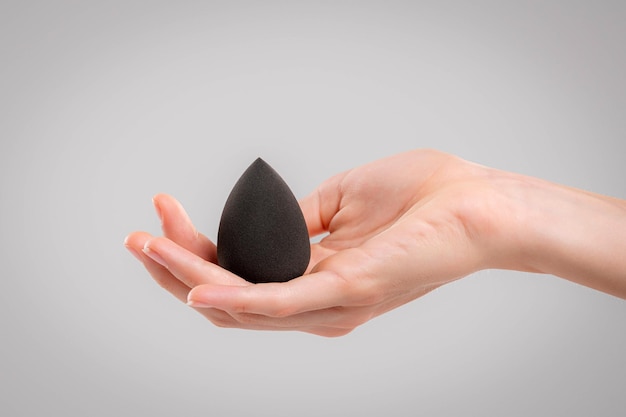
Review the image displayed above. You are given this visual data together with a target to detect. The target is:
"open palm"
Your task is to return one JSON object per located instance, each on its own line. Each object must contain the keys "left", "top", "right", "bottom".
{"left": 126, "top": 150, "right": 507, "bottom": 336}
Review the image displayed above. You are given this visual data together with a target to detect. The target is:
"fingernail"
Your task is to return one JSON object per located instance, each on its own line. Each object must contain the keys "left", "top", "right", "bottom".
{"left": 152, "top": 196, "right": 163, "bottom": 223}
{"left": 143, "top": 245, "right": 168, "bottom": 268}
{"left": 186, "top": 299, "right": 211, "bottom": 308}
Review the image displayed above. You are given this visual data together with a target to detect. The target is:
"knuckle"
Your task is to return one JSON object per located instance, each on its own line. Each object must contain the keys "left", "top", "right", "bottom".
{"left": 263, "top": 289, "right": 297, "bottom": 318}
{"left": 230, "top": 299, "right": 249, "bottom": 315}
{"left": 336, "top": 271, "right": 384, "bottom": 307}
{"left": 325, "top": 249, "right": 386, "bottom": 307}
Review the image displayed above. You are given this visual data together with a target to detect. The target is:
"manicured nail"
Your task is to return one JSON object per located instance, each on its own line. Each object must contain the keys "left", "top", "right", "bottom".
{"left": 152, "top": 196, "right": 163, "bottom": 223}
{"left": 143, "top": 246, "right": 168, "bottom": 268}
{"left": 186, "top": 299, "right": 212, "bottom": 308}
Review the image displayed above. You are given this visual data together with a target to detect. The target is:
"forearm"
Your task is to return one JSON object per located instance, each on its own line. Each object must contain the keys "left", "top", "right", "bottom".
{"left": 503, "top": 175, "right": 626, "bottom": 298}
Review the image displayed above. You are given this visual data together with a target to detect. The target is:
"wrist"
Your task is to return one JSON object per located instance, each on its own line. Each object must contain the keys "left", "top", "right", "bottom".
{"left": 488, "top": 173, "right": 626, "bottom": 298}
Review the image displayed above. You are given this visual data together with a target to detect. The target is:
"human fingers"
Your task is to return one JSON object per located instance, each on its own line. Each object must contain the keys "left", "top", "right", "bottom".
{"left": 187, "top": 247, "right": 381, "bottom": 317}
{"left": 305, "top": 243, "right": 337, "bottom": 273}
{"left": 187, "top": 212, "right": 482, "bottom": 323}
{"left": 153, "top": 193, "right": 217, "bottom": 262}
{"left": 201, "top": 296, "right": 376, "bottom": 331}
{"left": 199, "top": 304, "right": 367, "bottom": 337}
{"left": 126, "top": 232, "right": 248, "bottom": 325}
{"left": 129, "top": 232, "right": 414, "bottom": 336}
{"left": 195, "top": 258, "right": 441, "bottom": 335}
{"left": 124, "top": 231, "right": 191, "bottom": 302}
{"left": 202, "top": 307, "right": 352, "bottom": 337}
{"left": 142, "top": 236, "right": 248, "bottom": 289}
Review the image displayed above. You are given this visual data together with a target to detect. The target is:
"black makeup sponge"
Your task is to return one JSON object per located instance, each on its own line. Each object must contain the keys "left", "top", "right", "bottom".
{"left": 217, "top": 158, "right": 311, "bottom": 283}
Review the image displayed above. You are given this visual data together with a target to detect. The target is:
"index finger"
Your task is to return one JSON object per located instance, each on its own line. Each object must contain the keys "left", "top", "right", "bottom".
{"left": 143, "top": 236, "right": 247, "bottom": 288}
{"left": 153, "top": 193, "right": 217, "bottom": 262}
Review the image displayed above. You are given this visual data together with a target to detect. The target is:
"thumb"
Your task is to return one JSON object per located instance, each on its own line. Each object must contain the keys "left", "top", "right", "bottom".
{"left": 299, "top": 171, "right": 347, "bottom": 238}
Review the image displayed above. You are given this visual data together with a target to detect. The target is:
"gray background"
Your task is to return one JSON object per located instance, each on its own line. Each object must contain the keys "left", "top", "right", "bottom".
{"left": 1, "top": 1, "right": 625, "bottom": 416}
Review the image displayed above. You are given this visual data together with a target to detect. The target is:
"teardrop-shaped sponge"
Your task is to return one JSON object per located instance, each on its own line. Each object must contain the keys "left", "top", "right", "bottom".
{"left": 217, "top": 158, "right": 311, "bottom": 283}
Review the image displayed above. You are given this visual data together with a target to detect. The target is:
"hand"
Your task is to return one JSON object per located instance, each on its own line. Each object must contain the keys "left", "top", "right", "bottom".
{"left": 125, "top": 149, "right": 626, "bottom": 337}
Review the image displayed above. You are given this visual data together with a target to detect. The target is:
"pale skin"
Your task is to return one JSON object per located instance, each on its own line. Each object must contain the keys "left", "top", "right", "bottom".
{"left": 124, "top": 149, "right": 626, "bottom": 337}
